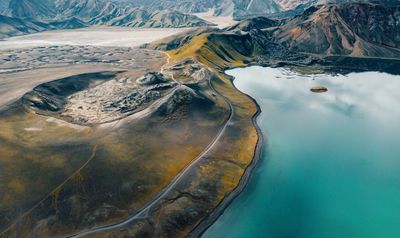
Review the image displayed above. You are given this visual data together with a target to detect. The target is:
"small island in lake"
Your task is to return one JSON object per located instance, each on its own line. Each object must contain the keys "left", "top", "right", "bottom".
{"left": 310, "top": 86, "right": 328, "bottom": 93}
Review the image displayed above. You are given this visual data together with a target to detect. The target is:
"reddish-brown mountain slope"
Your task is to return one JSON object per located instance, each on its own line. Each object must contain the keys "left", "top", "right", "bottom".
{"left": 272, "top": 3, "right": 400, "bottom": 57}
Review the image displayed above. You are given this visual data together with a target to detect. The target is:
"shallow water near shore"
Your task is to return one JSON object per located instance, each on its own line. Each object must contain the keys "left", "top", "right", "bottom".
{"left": 203, "top": 66, "right": 400, "bottom": 238}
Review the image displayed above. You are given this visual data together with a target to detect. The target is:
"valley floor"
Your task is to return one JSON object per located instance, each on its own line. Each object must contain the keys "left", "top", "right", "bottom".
{"left": 0, "top": 26, "right": 191, "bottom": 50}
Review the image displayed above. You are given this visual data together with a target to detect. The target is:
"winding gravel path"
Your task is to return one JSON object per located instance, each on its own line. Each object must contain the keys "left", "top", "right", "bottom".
{"left": 64, "top": 54, "right": 234, "bottom": 238}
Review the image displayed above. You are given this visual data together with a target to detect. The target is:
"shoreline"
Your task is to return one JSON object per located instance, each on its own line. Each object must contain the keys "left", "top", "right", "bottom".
{"left": 186, "top": 56, "right": 400, "bottom": 237}
{"left": 187, "top": 73, "right": 264, "bottom": 238}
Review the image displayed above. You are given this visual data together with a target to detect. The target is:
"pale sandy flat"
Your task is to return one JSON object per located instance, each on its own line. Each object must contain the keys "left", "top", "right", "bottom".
{"left": 0, "top": 26, "right": 190, "bottom": 50}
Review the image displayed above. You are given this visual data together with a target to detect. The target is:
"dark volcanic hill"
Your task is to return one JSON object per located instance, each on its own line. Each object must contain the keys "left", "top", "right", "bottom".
{"left": 0, "top": 14, "right": 51, "bottom": 38}
{"left": 4, "top": 0, "right": 56, "bottom": 19}
{"left": 0, "top": 14, "right": 89, "bottom": 38}
{"left": 272, "top": 2, "right": 400, "bottom": 57}
{"left": 225, "top": 16, "right": 279, "bottom": 31}
{"left": 49, "top": 17, "right": 89, "bottom": 29}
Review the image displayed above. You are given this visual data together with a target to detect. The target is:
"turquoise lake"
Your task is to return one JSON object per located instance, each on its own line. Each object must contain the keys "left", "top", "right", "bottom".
{"left": 203, "top": 66, "right": 400, "bottom": 238}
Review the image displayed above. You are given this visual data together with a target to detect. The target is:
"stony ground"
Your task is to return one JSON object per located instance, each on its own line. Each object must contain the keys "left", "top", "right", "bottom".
{"left": 0, "top": 45, "right": 163, "bottom": 74}
{"left": 0, "top": 46, "right": 165, "bottom": 110}
{"left": 0, "top": 41, "right": 231, "bottom": 238}
{"left": 61, "top": 72, "right": 177, "bottom": 125}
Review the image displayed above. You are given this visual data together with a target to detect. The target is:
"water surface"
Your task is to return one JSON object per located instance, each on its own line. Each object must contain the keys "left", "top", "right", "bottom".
{"left": 204, "top": 66, "right": 400, "bottom": 238}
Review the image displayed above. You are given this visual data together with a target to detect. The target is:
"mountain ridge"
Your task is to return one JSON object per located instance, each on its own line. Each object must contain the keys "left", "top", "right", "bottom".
{"left": 272, "top": 2, "right": 400, "bottom": 57}
{"left": 0, "top": 14, "right": 88, "bottom": 39}
{"left": 149, "top": 2, "right": 400, "bottom": 60}
{"left": 0, "top": 0, "right": 213, "bottom": 39}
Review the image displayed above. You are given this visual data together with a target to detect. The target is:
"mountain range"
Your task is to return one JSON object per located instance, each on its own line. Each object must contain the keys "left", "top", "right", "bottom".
{"left": 0, "top": 14, "right": 51, "bottom": 39}
{"left": 0, "top": 14, "right": 88, "bottom": 39}
{"left": 150, "top": 1, "right": 400, "bottom": 60}
{"left": 1, "top": 0, "right": 400, "bottom": 41}
{"left": 124, "top": 0, "right": 318, "bottom": 18}
{"left": 4, "top": 0, "right": 56, "bottom": 20}
{"left": 272, "top": 2, "right": 400, "bottom": 57}
{"left": 88, "top": 6, "right": 211, "bottom": 28}
{"left": 0, "top": 0, "right": 215, "bottom": 39}
{"left": 0, "top": 0, "right": 316, "bottom": 39}
{"left": 1, "top": 0, "right": 325, "bottom": 21}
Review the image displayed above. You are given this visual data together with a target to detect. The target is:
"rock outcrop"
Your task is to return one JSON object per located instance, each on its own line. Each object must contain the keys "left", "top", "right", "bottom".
{"left": 310, "top": 86, "right": 328, "bottom": 93}
{"left": 158, "top": 85, "right": 202, "bottom": 115}
{"left": 136, "top": 72, "right": 169, "bottom": 85}
{"left": 21, "top": 70, "right": 210, "bottom": 125}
